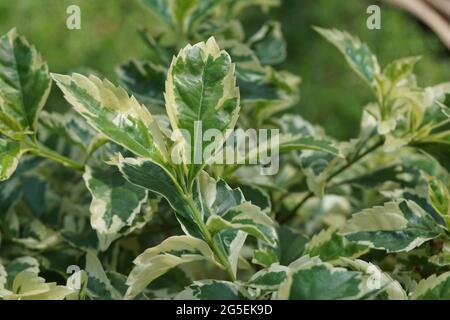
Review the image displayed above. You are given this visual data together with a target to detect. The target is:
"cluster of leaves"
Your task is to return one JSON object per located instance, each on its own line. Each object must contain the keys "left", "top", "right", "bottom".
{"left": 1, "top": 0, "right": 450, "bottom": 300}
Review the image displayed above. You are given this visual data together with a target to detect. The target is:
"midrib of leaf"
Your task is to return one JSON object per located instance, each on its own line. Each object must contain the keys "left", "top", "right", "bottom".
{"left": 196, "top": 59, "right": 207, "bottom": 122}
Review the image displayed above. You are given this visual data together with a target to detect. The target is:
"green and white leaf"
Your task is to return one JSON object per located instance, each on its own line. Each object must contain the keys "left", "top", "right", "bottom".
{"left": 315, "top": 27, "right": 380, "bottom": 87}
{"left": 423, "top": 173, "right": 450, "bottom": 229}
{"left": 252, "top": 248, "right": 279, "bottom": 267}
{"left": 117, "top": 59, "right": 165, "bottom": 106}
{"left": 278, "top": 256, "right": 376, "bottom": 300}
{"left": 0, "top": 29, "right": 51, "bottom": 135}
{"left": 0, "top": 139, "right": 22, "bottom": 181}
{"left": 165, "top": 37, "right": 240, "bottom": 179}
{"left": 85, "top": 251, "right": 121, "bottom": 300}
{"left": 341, "top": 200, "right": 446, "bottom": 252}
{"left": 206, "top": 202, "right": 277, "bottom": 245}
{"left": 125, "top": 235, "right": 219, "bottom": 299}
{"left": 116, "top": 156, "right": 203, "bottom": 237}
{"left": 52, "top": 73, "right": 168, "bottom": 165}
{"left": 337, "top": 258, "right": 407, "bottom": 300}
{"left": 175, "top": 280, "right": 245, "bottom": 300}
{"left": 411, "top": 271, "right": 450, "bottom": 300}
{"left": 39, "top": 110, "right": 97, "bottom": 151}
{"left": 83, "top": 165, "right": 149, "bottom": 251}
{"left": 304, "top": 228, "right": 369, "bottom": 262}
{"left": 247, "top": 264, "right": 289, "bottom": 290}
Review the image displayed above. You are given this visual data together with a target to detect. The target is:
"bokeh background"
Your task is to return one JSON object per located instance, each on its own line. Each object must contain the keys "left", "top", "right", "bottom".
{"left": 1, "top": 0, "right": 448, "bottom": 140}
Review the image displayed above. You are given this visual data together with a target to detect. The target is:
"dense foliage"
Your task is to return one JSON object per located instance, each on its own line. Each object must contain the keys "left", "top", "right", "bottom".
{"left": 1, "top": 0, "right": 450, "bottom": 300}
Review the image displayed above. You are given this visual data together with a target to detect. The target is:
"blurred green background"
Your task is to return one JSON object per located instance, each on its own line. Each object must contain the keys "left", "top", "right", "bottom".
{"left": 1, "top": 0, "right": 448, "bottom": 140}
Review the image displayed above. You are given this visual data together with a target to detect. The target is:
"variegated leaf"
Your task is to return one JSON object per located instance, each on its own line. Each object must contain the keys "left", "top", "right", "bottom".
{"left": 0, "top": 29, "right": 51, "bottom": 135}
{"left": 382, "top": 56, "right": 421, "bottom": 86}
{"left": 52, "top": 73, "right": 168, "bottom": 165}
{"left": 411, "top": 271, "right": 450, "bottom": 300}
{"left": 83, "top": 166, "right": 149, "bottom": 251}
{"left": 247, "top": 264, "right": 289, "bottom": 290}
{"left": 85, "top": 251, "right": 121, "bottom": 300}
{"left": 278, "top": 256, "right": 375, "bottom": 300}
{"left": 304, "top": 228, "right": 368, "bottom": 262}
{"left": 0, "top": 139, "right": 22, "bottom": 181}
{"left": 337, "top": 258, "right": 407, "bottom": 300}
{"left": 125, "top": 235, "right": 219, "bottom": 299}
{"left": 39, "top": 110, "right": 97, "bottom": 152}
{"left": 423, "top": 173, "right": 450, "bottom": 229}
{"left": 340, "top": 200, "right": 445, "bottom": 252}
{"left": 165, "top": 37, "right": 240, "bottom": 180}
{"left": 117, "top": 59, "right": 165, "bottom": 106}
{"left": 1, "top": 258, "right": 72, "bottom": 300}
{"left": 175, "top": 280, "right": 245, "bottom": 300}
{"left": 206, "top": 202, "right": 277, "bottom": 245}
{"left": 252, "top": 248, "right": 279, "bottom": 267}
{"left": 116, "top": 156, "right": 203, "bottom": 237}
{"left": 315, "top": 27, "right": 380, "bottom": 87}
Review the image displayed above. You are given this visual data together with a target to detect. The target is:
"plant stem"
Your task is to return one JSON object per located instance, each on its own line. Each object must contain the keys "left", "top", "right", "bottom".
{"left": 185, "top": 196, "right": 236, "bottom": 282}
{"left": 279, "top": 137, "right": 384, "bottom": 224}
{"left": 26, "top": 141, "right": 84, "bottom": 172}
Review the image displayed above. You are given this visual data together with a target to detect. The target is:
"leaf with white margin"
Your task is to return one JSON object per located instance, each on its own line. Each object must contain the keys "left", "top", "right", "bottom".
{"left": 206, "top": 202, "right": 277, "bottom": 245}
{"left": 340, "top": 200, "right": 446, "bottom": 252}
{"left": 175, "top": 280, "right": 246, "bottom": 300}
{"left": 244, "top": 133, "right": 341, "bottom": 169}
{"left": 196, "top": 172, "right": 245, "bottom": 218}
{"left": 83, "top": 166, "right": 148, "bottom": 251}
{"left": 0, "top": 29, "right": 51, "bottom": 135}
{"left": 12, "top": 218, "right": 60, "bottom": 250}
{"left": 239, "top": 184, "right": 271, "bottom": 215}
{"left": 52, "top": 73, "right": 168, "bottom": 165}
{"left": 304, "top": 228, "right": 368, "bottom": 262}
{"left": 117, "top": 59, "right": 165, "bottom": 106}
{"left": 315, "top": 27, "right": 380, "bottom": 87}
{"left": 116, "top": 156, "right": 203, "bottom": 238}
{"left": 411, "top": 271, "right": 450, "bottom": 300}
{"left": 125, "top": 235, "right": 219, "bottom": 300}
{"left": 278, "top": 256, "right": 374, "bottom": 300}
{"left": 66, "top": 270, "right": 88, "bottom": 300}
{"left": 430, "top": 241, "right": 450, "bottom": 267}
{"left": 85, "top": 251, "right": 121, "bottom": 300}
{"left": 423, "top": 173, "right": 450, "bottom": 229}
{"left": 382, "top": 56, "right": 421, "bottom": 86}
{"left": 4, "top": 256, "right": 39, "bottom": 289}
{"left": 247, "top": 264, "right": 289, "bottom": 290}
{"left": 142, "top": 0, "right": 223, "bottom": 33}
{"left": 194, "top": 172, "right": 247, "bottom": 276}
{"left": 0, "top": 263, "right": 8, "bottom": 297}
{"left": 337, "top": 258, "right": 407, "bottom": 300}
{"left": 1, "top": 269, "right": 72, "bottom": 300}
{"left": 197, "top": 172, "right": 277, "bottom": 247}
{"left": 165, "top": 37, "right": 240, "bottom": 180}
{"left": 0, "top": 139, "right": 22, "bottom": 181}
{"left": 252, "top": 248, "right": 279, "bottom": 268}
{"left": 39, "top": 110, "right": 97, "bottom": 152}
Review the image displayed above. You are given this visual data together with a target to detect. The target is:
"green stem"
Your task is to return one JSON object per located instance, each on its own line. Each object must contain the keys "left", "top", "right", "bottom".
{"left": 26, "top": 141, "right": 84, "bottom": 172}
{"left": 185, "top": 196, "right": 236, "bottom": 282}
{"left": 279, "top": 137, "right": 384, "bottom": 224}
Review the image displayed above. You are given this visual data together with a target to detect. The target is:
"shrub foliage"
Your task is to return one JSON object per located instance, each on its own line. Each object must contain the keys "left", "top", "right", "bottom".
{"left": 0, "top": 0, "right": 450, "bottom": 300}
